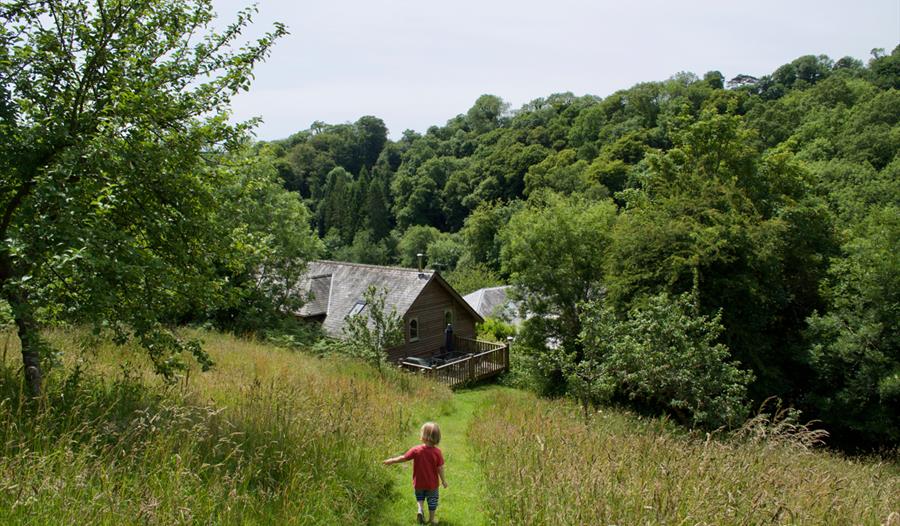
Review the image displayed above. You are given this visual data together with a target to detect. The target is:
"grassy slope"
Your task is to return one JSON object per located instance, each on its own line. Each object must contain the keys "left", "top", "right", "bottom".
{"left": 0, "top": 330, "right": 897, "bottom": 525}
{"left": 0, "top": 329, "right": 454, "bottom": 525}
{"left": 470, "top": 390, "right": 900, "bottom": 526}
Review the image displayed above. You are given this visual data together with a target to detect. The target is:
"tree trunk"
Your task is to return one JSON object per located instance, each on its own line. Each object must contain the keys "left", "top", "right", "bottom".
{"left": 15, "top": 312, "right": 43, "bottom": 398}
{"left": 4, "top": 287, "right": 43, "bottom": 398}
{"left": 1, "top": 237, "right": 42, "bottom": 397}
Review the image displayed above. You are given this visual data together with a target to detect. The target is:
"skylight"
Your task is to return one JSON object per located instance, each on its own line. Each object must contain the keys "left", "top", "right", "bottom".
{"left": 348, "top": 301, "right": 366, "bottom": 317}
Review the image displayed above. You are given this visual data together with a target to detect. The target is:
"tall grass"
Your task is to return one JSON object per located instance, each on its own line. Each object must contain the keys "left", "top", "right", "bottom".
{"left": 470, "top": 391, "right": 899, "bottom": 526}
{"left": 0, "top": 328, "right": 452, "bottom": 525}
{"left": 3, "top": 329, "right": 897, "bottom": 525}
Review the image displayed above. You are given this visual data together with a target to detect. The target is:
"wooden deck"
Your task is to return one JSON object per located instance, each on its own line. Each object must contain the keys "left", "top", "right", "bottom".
{"left": 398, "top": 336, "right": 509, "bottom": 388}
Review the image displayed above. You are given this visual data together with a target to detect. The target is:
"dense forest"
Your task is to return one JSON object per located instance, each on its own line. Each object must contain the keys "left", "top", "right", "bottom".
{"left": 255, "top": 48, "right": 899, "bottom": 449}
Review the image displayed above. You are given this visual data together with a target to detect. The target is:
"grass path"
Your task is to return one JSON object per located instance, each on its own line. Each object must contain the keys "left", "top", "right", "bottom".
{"left": 374, "top": 385, "right": 507, "bottom": 526}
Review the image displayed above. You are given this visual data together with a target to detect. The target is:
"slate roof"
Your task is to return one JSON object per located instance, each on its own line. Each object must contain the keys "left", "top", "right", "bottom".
{"left": 463, "top": 285, "right": 525, "bottom": 326}
{"left": 295, "top": 260, "right": 481, "bottom": 338}
{"left": 301, "top": 273, "right": 332, "bottom": 316}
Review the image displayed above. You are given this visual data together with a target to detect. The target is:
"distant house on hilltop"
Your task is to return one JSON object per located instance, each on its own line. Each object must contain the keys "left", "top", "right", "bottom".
{"left": 295, "top": 260, "right": 484, "bottom": 361}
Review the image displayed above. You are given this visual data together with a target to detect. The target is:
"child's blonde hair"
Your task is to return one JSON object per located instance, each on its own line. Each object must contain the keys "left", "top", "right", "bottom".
{"left": 420, "top": 422, "right": 441, "bottom": 446}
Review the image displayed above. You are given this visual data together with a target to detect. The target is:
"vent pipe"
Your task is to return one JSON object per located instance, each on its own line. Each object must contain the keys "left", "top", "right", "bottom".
{"left": 417, "top": 253, "right": 424, "bottom": 272}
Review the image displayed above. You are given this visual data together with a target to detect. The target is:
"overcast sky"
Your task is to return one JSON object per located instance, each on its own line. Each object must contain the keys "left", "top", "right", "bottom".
{"left": 212, "top": 0, "right": 899, "bottom": 140}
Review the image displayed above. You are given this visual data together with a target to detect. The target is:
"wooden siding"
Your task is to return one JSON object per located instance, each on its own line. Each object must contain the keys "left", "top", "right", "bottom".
{"left": 386, "top": 279, "right": 478, "bottom": 361}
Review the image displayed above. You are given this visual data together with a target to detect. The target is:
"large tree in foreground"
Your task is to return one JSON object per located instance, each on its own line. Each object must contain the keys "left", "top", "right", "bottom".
{"left": 0, "top": 0, "right": 286, "bottom": 394}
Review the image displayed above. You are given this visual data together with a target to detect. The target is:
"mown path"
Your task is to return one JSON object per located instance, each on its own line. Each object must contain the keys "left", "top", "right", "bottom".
{"left": 374, "top": 385, "right": 505, "bottom": 526}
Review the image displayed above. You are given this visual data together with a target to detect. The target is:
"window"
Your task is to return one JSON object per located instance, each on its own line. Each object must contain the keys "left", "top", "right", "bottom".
{"left": 443, "top": 309, "right": 453, "bottom": 327}
{"left": 409, "top": 318, "right": 419, "bottom": 341}
{"left": 347, "top": 301, "right": 366, "bottom": 317}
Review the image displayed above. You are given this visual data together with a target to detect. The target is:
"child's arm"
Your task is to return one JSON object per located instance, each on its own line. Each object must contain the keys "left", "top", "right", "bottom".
{"left": 438, "top": 465, "right": 448, "bottom": 488}
{"left": 382, "top": 455, "right": 409, "bottom": 465}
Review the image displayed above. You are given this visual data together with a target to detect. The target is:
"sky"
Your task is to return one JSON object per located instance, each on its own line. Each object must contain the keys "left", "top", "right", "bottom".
{"left": 212, "top": 0, "right": 900, "bottom": 141}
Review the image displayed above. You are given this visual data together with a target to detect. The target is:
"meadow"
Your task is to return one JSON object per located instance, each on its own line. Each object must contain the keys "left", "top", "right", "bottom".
{"left": 470, "top": 391, "right": 899, "bottom": 526}
{"left": 0, "top": 329, "right": 452, "bottom": 525}
{"left": 0, "top": 330, "right": 897, "bottom": 525}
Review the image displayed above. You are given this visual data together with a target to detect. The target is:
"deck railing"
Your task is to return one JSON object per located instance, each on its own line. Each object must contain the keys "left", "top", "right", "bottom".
{"left": 400, "top": 337, "right": 509, "bottom": 388}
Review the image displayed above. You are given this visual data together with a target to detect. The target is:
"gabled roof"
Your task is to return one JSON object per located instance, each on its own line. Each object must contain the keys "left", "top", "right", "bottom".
{"left": 463, "top": 285, "right": 525, "bottom": 326}
{"left": 295, "top": 260, "right": 481, "bottom": 337}
{"left": 430, "top": 272, "right": 484, "bottom": 324}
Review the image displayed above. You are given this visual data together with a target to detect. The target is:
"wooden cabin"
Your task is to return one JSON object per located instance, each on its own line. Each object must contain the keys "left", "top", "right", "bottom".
{"left": 295, "top": 260, "right": 509, "bottom": 386}
{"left": 295, "top": 260, "right": 479, "bottom": 360}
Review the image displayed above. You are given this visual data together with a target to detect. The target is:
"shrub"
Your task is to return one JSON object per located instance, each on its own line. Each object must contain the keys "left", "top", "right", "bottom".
{"left": 343, "top": 286, "right": 403, "bottom": 371}
{"left": 578, "top": 292, "right": 753, "bottom": 429}
{"left": 477, "top": 317, "right": 517, "bottom": 342}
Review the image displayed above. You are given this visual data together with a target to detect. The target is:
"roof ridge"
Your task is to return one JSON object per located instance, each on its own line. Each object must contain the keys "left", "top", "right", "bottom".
{"left": 468, "top": 285, "right": 510, "bottom": 294}
{"left": 314, "top": 259, "right": 433, "bottom": 274}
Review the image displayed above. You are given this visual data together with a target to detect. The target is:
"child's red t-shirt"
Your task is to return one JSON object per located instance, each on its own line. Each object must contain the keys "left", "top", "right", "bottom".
{"left": 402, "top": 444, "right": 444, "bottom": 490}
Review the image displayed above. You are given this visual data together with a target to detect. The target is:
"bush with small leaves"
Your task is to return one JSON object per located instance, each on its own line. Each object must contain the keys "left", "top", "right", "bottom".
{"left": 578, "top": 293, "right": 754, "bottom": 429}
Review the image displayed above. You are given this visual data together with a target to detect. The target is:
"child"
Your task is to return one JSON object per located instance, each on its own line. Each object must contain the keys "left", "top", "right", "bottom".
{"left": 384, "top": 422, "right": 448, "bottom": 524}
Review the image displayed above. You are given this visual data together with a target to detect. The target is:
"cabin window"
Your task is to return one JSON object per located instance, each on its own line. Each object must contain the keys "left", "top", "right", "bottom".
{"left": 409, "top": 318, "right": 419, "bottom": 341}
{"left": 444, "top": 309, "right": 453, "bottom": 327}
{"left": 347, "top": 301, "right": 366, "bottom": 317}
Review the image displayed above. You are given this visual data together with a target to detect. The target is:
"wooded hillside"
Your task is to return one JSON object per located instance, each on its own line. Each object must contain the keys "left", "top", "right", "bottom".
{"left": 258, "top": 48, "right": 900, "bottom": 449}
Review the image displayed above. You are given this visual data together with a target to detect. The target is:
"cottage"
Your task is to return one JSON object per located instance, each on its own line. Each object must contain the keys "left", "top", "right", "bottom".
{"left": 463, "top": 285, "right": 525, "bottom": 327}
{"left": 296, "top": 260, "right": 485, "bottom": 362}
{"left": 295, "top": 260, "right": 509, "bottom": 386}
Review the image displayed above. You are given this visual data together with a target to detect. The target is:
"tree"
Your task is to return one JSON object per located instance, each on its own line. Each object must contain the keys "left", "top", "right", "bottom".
{"left": 391, "top": 156, "right": 464, "bottom": 230}
{"left": 343, "top": 285, "right": 403, "bottom": 372}
{"left": 332, "top": 229, "right": 392, "bottom": 265}
{"left": 0, "top": 0, "right": 286, "bottom": 394}
{"left": 426, "top": 232, "right": 464, "bottom": 272}
{"left": 458, "top": 200, "right": 522, "bottom": 272}
{"left": 578, "top": 293, "right": 753, "bottom": 429}
{"left": 523, "top": 149, "right": 592, "bottom": 196}
{"left": 868, "top": 44, "right": 900, "bottom": 89}
{"left": 443, "top": 263, "right": 502, "bottom": 296}
{"left": 316, "top": 167, "right": 355, "bottom": 240}
{"left": 805, "top": 206, "right": 900, "bottom": 447}
{"left": 833, "top": 56, "right": 864, "bottom": 72}
{"left": 834, "top": 89, "right": 900, "bottom": 171}
{"left": 466, "top": 94, "right": 509, "bottom": 134}
{"left": 355, "top": 116, "right": 389, "bottom": 169}
{"left": 285, "top": 140, "right": 335, "bottom": 199}
{"left": 212, "top": 149, "right": 323, "bottom": 331}
{"left": 469, "top": 141, "right": 550, "bottom": 203}
{"left": 365, "top": 172, "right": 393, "bottom": 240}
{"left": 604, "top": 110, "right": 831, "bottom": 401}
{"left": 397, "top": 225, "right": 441, "bottom": 268}
{"left": 703, "top": 70, "right": 725, "bottom": 90}
{"left": 500, "top": 192, "right": 617, "bottom": 393}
